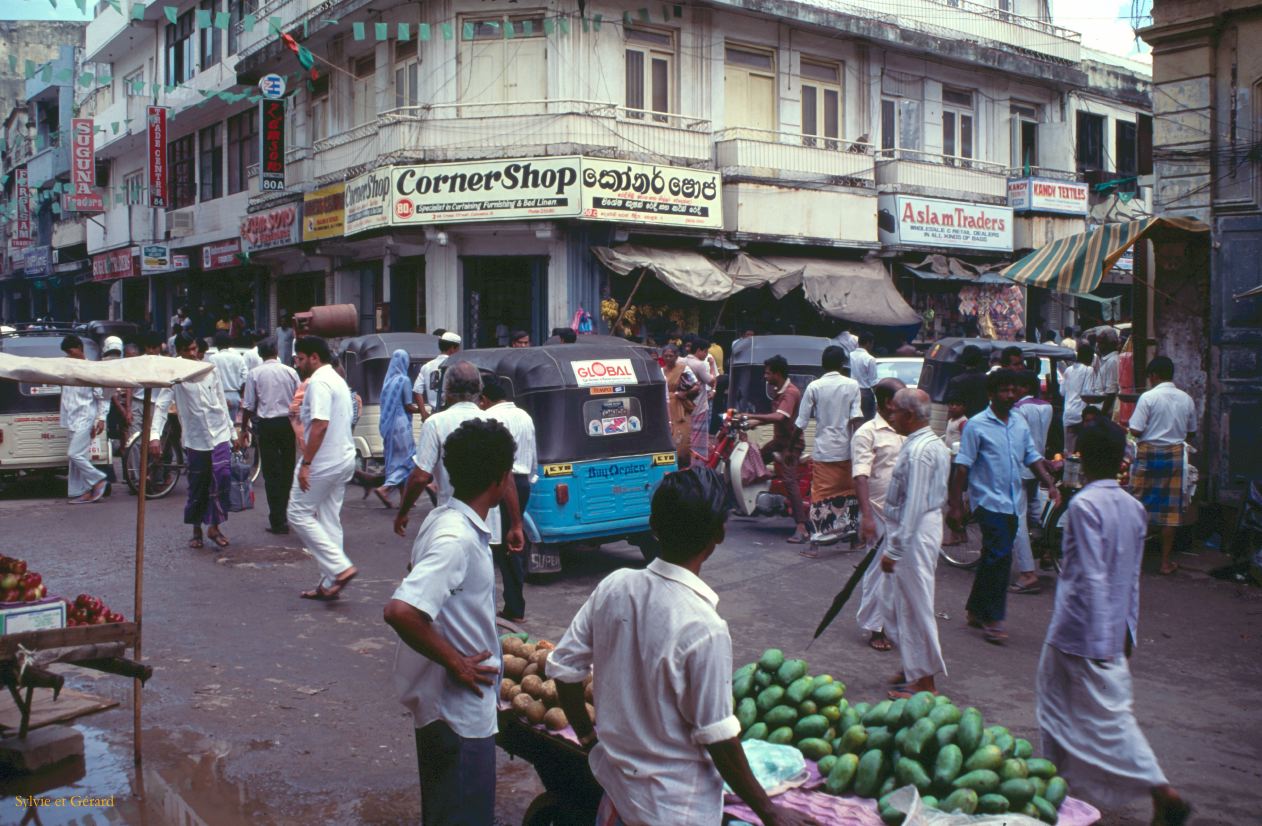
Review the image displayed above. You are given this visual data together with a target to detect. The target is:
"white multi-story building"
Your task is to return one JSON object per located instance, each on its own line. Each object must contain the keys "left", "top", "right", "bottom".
{"left": 76, "top": 0, "right": 1152, "bottom": 342}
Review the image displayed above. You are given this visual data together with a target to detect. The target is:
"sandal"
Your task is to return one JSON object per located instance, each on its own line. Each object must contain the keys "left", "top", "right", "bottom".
{"left": 189, "top": 537, "right": 204, "bottom": 549}
{"left": 869, "top": 635, "right": 893, "bottom": 652}
{"left": 1009, "top": 581, "right": 1042, "bottom": 595}
{"left": 373, "top": 488, "right": 395, "bottom": 509}
{"left": 786, "top": 534, "right": 809, "bottom": 545}
{"left": 206, "top": 529, "right": 230, "bottom": 548}
{"left": 983, "top": 626, "right": 1008, "bottom": 645}
{"left": 1159, "top": 562, "right": 1179, "bottom": 576}
{"left": 301, "top": 566, "right": 360, "bottom": 601}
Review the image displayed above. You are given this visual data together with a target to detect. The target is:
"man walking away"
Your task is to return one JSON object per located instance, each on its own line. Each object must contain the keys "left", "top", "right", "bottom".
{"left": 276, "top": 311, "right": 295, "bottom": 366}
{"left": 1061, "top": 344, "right": 1097, "bottom": 455}
{"left": 289, "top": 336, "right": 359, "bottom": 601}
{"left": 208, "top": 331, "right": 247, "bottom": 423}
{"left": 795, "top": 345, "right": 864, "bottom": 547}
{"left": 1012, "top": 370, "right": 1054, "bottom": 594}
{"left": 853, "top": 378, "right": 906, "bottom": 652}
{"left": 1095, "top": 329, "right": 1121, "bottom": 417}
{"left": 548, "top": 468, "right": 818, "bottom": 826}
{"left": 1036, "top": 420, "right": 1191, "bottom": 826}
{"left": 482, "top": 375, "right": 536, "bottom": 623}
{"left": 744, "top": 356, "right": 808, "bottom": 544}
{"left": 384, "top": 419, "right": 517, "bottom": 826}
{"left": 881, "top": 389, "right": 952, "bottom": 698}
{"left": 415, "top": 331, "right": 461, "bottom": 420}
{"left": 241, "top": 339, "right": 300, "bottom": 535}
{"left": 945, "top": 345, "right": 990, "bottom": 418}
{"left": 849, "top": 332, "right": 878, "bottom": 419}
{"left": 151, "top": 333, "right": 235, "bottom": 549}
{"left": 1128, "top": 357, "right": 1198, "bottom": 576}
{"left": 948, "top": 369, "right": 1060, "bottom": 644}
{"left": 59, "top": 335, "right": 108, "bottom": 504}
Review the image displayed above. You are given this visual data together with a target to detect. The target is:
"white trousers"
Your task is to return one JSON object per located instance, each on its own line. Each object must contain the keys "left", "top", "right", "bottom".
{"left": 287, "top": 458, "right": 355, "bottom": 584}
{"left": 1013, "top": 480, "right": 1045, "bottom": 574}
{"left": 856, "top": 515, "right": 893, "bottom": 633}
{"left": 884, "top": 511, "right": 947, "bottom": 682}
{"left": 67, "top": 426, "right": 106, "bottom": 498}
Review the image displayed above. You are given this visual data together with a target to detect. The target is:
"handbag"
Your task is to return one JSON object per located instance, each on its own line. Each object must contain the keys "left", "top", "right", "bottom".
{"left": 227, "top": 450, "right": 255, "bottom": 512}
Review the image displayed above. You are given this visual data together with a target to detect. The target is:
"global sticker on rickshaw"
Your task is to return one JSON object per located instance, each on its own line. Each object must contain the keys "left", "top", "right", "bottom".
{"left": 571, "top": 358, "right": 637, "bottom": 387}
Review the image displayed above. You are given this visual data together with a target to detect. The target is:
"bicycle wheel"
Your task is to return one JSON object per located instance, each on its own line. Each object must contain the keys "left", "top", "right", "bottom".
{"left": 126, "top": 437, "right": 182, "bottom": 499}
{"left": 940, "top": 521, "right": 983, "bottom": 569}
{"left": 1039, "top": 499, "right": 1069, "bottom": 574}
{"left": 122, "top": 434, "right": 142, "bottom": 495}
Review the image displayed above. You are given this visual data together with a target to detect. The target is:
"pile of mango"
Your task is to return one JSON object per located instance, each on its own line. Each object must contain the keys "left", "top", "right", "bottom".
{"left": 499, "top": 633, "right": 594, "bottom": 734}
{"left": 734, "top": 649, "right": 1069, "bottom": 825}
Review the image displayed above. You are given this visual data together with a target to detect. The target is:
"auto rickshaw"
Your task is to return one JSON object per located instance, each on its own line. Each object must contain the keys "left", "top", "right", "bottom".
{"left": 445, "top": 340, "right": 677, "bottom": 573}
{"left": 338, "top": 333, "right": 441, "bottom": 473}
{"left": 725, "top": 334, "right": 834, "bottom": 449}
{"left": 917, "top": 337, "right": 1075, "bottom": 452}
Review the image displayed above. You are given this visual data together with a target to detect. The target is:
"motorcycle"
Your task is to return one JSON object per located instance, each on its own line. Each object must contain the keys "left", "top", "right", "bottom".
{"left": 700, "top": 409, "right": 813, "bottom": 517}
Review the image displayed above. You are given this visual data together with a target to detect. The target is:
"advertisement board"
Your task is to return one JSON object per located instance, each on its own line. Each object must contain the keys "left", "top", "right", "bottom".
{"left": 240, "top": 203, "right": 301, "bottom": 253}
{"left": 202, "top": 239, "right": 241, "bottom": 270}
{"left": 1007, "top": 178, "right": 1089, "bottom": 216}
{"left": 580, "top": 159, "right": 722, "bottom": 229}
{"left": 93, "top": 247, "right": 136, "bottom": 281}
{"left": 65, "top": 118, "right": 105, "bottom": 213}
{"left": 259, "top": 100, "right": 286, "bottom": 192}
{"left": 303, "top": 183, "right": 345, "bottom": 241}
{"left": 23, "top": 246, "right": 51, "bottom": 278}
{"left": 147, "top": 106, "right": 168, "bottom": 208}
{"left": 877, "top": 194, "right": 1013, "bottom": 252}
{"left": 141, "top": 244, "right": 170, "bottom": 274}
{"left": 344, "top": 169, "right": 392, "bottom": 235}
{"left": 390, "top": 157, "right": 581, "bottom": 225}
{"left": 13, "top": 169, "right": 31, "bottom": 249}
{"left": 570, "top": 358, "right": 638, "bottom": 387}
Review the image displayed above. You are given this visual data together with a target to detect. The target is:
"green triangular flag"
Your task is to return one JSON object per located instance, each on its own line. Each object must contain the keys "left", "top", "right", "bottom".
{"left": 398, "top": 22, "right": 410, "bottom": 41}
{"left": 375, "top": 22, "right": 388, "bottom": 40}
{"left": 543, "top": 18, "right": 554, "bottom": 34}
{"left": 593, "top": 13, "right": 603, "bottom": 30}
{"left": 441, "top": 22, "right": 453, "bottom": 40}
{"left": 419, "top": 22, "right": 430, "bottom": 40}
{"left": 164, "top": 5, "right": 177, "bottom": 24}
{"left": 559, "top": 17, "right": 570, "bottom": 34}
{"left": 196, "top": 9, "right": 211, "bottom": 27}
{"left": 352, "top": 21, "right": 365, "bottom": 40}
{"left": 24, "top": 60, "right": 36, "bottom": 79}
{"left": 522, "top": 19, "right": 534, "bottom": 35}
{"left": 79, "top": 72, "right": 96, "bottom": 87}
{"left": 131, "top": 3, "right": 146, "bottom": 20}
{"left": 462, "top": 21, "right": 474, "bottom": 40}
{"left": 107, "top": 0, "right": 120, "bottom": 13}
{"left": 215, "top": 10, "right": 229, "bottom": 27}
{"left": 243, "top": 13, "right": 255, "bottom": 31}
{"left": 269, "top": 16, "right": 282, "bottom": 33}
{"left": 622, "top": 11, "right": 632, "bottom": 25}
{"left": 55, "top": 68, "right": 73, "bottom": 82}
{"left": 638, "top": 7, "right": 650, "bottom": 22}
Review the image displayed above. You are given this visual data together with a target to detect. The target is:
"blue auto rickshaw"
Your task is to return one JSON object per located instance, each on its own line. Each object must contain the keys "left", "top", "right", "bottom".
{"left": 445, "top": 340, "right": 677, "bottom": 573}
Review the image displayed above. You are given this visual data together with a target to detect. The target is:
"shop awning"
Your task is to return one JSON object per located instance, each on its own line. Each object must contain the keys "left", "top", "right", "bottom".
{"left": 0, "top": 353, "right": 215, "bottom": 389}
{"left": 903, "top": 265, "right": 1012, "bottom": 285}
{"left": 724, "top": 252, "right": 803, "bottom": 298}
{"left": 1002, "top": 216, "right": 1210, "bottom": 295}
{"left": 592, "top": 245, "right": 738, "bottom": 301}
{"left": 761, "top": 256, "right": 922, "bottom": 327}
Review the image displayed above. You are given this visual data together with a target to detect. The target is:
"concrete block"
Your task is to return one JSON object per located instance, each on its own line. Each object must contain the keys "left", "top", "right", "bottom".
{"left": 0, "top": 725, "right": 84, "bottom": 774}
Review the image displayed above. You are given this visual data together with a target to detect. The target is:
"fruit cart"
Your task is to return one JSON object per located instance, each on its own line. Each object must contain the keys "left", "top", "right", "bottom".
{"left": 496, "top": 706, "right": 603, "bottom": 826}
{"left": 0, "top": 352, "right": 217, "bottom": 767}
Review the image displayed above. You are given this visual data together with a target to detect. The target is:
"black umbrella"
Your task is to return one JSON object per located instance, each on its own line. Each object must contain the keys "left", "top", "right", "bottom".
{"left": 807, "top": 537, "right": 884, "bottom": 648}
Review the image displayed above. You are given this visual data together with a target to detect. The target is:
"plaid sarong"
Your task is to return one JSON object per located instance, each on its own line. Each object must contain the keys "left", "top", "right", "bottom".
{"left": 1131, "top": 442, "right": 1184, "bottom": 527}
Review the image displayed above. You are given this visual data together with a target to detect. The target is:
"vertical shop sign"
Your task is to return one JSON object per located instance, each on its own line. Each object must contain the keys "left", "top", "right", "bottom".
{"left": 13, "top": 168, "right": 31, "bottom": 248}
{"left": 259, "top": 99, "right": 285, "bottom": 192}
{"left": 65, "top": 118, "right": 105, "bottom": 213}
{"left": 147, "top": 106, "right": 168, "bottom": 208}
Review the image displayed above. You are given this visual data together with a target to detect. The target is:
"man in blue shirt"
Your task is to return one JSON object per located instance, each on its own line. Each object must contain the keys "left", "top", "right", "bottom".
{"left": 948, "top": 369, "right": 1060, "bottom": 644}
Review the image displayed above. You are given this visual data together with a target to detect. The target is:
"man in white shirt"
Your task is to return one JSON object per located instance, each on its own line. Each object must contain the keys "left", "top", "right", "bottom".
{"left": 848, "top": 331, "right": 879, "bottom": 419}
{"left": 548, "top": 468, "right": 817, "bottom": 826}
{"left": 481, "top": 375, "right": 537, "bottom": 622}
{"left": 1094, "top": 330, "right": 1121, "bottom": 417}
{"left": 151, "top": 333, "right": 236, "bottom": 550}
{"left": 59, "top": 335, "right": 109, "bottom": 504}
{"left": 795, "top": 345, "right": 864, "bottom": 547}
{"left": 1060, "top": 344, "right": 1097, "bottom": 455}
{"left": 852, "top": 377, "right": 906, "bottom": 652}
{"left": 384, "top": 419, "right": 517, "bottom": 826}
{"left": 208, "top": 331, "right": 247, "bottom": 423}
{"left": 1036, "top": 420, "right": 1190, "bottom": 826}
{"left": 394, "top": 362, "right": 525, "bottom": 555}
{"left": 413, "top": 330, "right": 461, "bottom": 420}
{"left": 1011, "top": 370, "right": 1055, "bottom": 594}
{"left": 289, "top": 336, "right": 359, "bottom": 601}
{"left": 1128, "top": 357, "right": 1198, "bottom": 576}
{"left": 241, "top": 339, "right": 301, "bottom": 535}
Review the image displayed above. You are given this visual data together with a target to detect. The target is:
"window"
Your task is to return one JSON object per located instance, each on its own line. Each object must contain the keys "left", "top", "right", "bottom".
{"left": 394, "top": 39, "right": 420, "bottom": 109}
{"left": 941, "top": 87, "right": 974, "bottom": 160}
{"left": 800, "top": 59, "right": 841, "bottom": 148}
{"left": 125, "top": 67, "right": 145, "bottom": 96}
{"left": 310, "top": 74, "right": 330, "bottom": 142}
{"left": 95, "top": 160, "right": 110, "bottom": 189}
{"left": 724, "top": 45, "right": 776, "bottom": 132}
{"left": 457, "top": 15, "right": 547, "bottom": 107}
{"left": 165, "top": 10, "right": 195, "bottom": 85}
{"left": 124, "top": 170, "right": 144, "bottom": 205}
{"left": 226, "top": 109, "right": 257, "bottom": 194}
{"left": 1010, "top": 102, "right": 1039, "bottom": 170}
{"left": 351, "top": 53, "right": 376, "bottom": 126}
{"left": 227, "top": 0, "right": 255, "bottom": 55}
{"left": 881, "top": 97, "right": 921, "bottom": 151}
{"left": 169, "top": 134, "right": 196, "bottom": 209}
{"left": 198, "top": 124, "right": 223, "bottom": 201}
{"left": 625, "top": 27, "right": 674, "bottom": 121}
{"left": 1137, "top": 113, "right": 1153, "bottom": 175}
{"left": 199, "top": 0, "right": 220, "bottom": 69}
{"left": 1076, "top": 111, "right": 1105, "bottom": 171}
{"left": 1115, "top": 120, "right": 1137, "bottom": 176}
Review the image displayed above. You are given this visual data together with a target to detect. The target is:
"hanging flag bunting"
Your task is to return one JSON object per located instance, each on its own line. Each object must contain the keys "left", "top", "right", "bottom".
{"left": 280, "top": 32, "right": 318, "bottom": 80}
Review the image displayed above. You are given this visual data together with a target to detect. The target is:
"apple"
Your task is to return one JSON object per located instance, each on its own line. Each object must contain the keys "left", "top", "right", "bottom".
{"left": 75, "top": 594, "right": 91, "bottom": 608}
{"left": 34, "top": 583, "right": 46, "bottom": 599}
{"left": 107, "top": 611, "right": 124, "bottom": 623}
{"left": 0, "top": 573, "right": 16, "bottom": 591}
{"left": 20, "top": 572, "right": 41, "bottom": 589}
{"left": 11, "top": 560, "right": 26, "bottom": 576}
{"left": 1, "top": 588, "right": 20, "bottom": 603}
{"left": 91, "top": 613, "right": 107, "bottom": 625}
{"left": 22, "top": 586, "right": 42, "bottom": 602}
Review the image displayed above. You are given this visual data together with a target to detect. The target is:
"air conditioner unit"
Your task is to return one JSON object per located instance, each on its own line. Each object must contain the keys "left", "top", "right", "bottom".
{"left": 167, "top": 209, "right": 194, "bottom": 237}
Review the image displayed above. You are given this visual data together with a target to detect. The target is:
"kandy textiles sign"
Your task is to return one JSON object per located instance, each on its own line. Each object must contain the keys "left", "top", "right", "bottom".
{"left": 65, "top": 118, "right": 104, "bottom": 213}
{"left": 303, "top": 182, "right": 345, "bottom": 241}
{"left": 581, "top": 159, "right": 721, "bottom": 229}
{"left": 259, "top": 100, "right": 285, "bottom": 192}
{"left": 1007, "top": 177, "right": 1089, "bottom": 216}
{"left": 147, "top": 106, "right": 168, "bottom": 208}
{"left": 877, "top": 194, "right": 1013, "bottom": 252}
{"left": 240, "top": 203, "right": 300, "bottom": 253}
{"left": 570, "top": 358, "right": 638, "bottom": 387}
{"left": 93, "top": 247, "right": 136, "bottom": 281}
{"left": 13, "top": 169, "right": 31, "bottom": 248}
{"left": 344, "top": 170, "right": 391, "bottom": 235}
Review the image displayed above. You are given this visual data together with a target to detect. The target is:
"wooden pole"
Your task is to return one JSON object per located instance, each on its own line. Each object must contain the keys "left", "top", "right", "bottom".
{"left": 611, "top": 268, "right": 649, "bottom": 335}
{"left": 134, "top": 387, "right": 152, "bottom": 768}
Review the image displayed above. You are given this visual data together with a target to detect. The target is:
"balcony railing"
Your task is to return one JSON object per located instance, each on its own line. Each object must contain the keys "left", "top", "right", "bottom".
{"left": 875, "top": 148, "right": 1010, "bottom": 201}
{"left": 714, "top": 127, "right": 874, "bottom": 185}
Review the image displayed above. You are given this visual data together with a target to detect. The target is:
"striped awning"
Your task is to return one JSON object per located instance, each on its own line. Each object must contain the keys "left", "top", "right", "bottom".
{"left": 1002, "top": 217, "right": 1210, "bottom": 295}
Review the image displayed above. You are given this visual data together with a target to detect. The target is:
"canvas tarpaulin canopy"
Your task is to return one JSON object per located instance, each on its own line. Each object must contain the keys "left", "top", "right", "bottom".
{"left": 1002, "top": 216, "right": 1210, "bottom": 295}
{"left": 591, "top": 245, "right": 739, "bottom": 301}
{"left": 0, "top": 353, "right": 215, "bottom": 388}
{"left": 760, "top": 256, "right": 922, "bottom": 326}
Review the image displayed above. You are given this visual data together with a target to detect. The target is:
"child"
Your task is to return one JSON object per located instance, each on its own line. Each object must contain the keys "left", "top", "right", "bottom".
{"left": 942, "top": 399, "right": 968, "bottom": 546}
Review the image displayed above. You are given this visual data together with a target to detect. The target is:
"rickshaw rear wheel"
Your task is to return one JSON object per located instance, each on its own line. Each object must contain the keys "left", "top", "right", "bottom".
{"left": 521, "top": 792, "right": 563, "bottom": 826}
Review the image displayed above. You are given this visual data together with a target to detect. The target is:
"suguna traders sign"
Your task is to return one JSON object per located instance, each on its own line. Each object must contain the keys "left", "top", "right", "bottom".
{"left": 877, "top": 194, "right": 1012, "bottom": 252}
{"left": 344, "top": 170, "right": 392, "bottom": 235}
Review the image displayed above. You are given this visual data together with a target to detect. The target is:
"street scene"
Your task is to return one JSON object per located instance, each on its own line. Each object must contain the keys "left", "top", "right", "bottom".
{"left": 3, "top": 0, "right": 1262, "bottom": 824}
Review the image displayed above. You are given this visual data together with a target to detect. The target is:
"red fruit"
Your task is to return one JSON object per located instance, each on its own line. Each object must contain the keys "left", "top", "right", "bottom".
{"left": 34, "top": 584, "right": 46, "bottom": 599}
{"left": 22, "top": 587, "right": 42, "bottom": 602}
{"left": 0, "top": 573, "right": 16, "bottom": 591}
{"left": 91, "top": 613, "right": 107, "bottom": 625}
{"left": 88, "top": 597, "right": 103, "bottom": 614}
{"left": 20, "top": 572, "right": 41, "bottom": 589}
{"left": 1, "top": 588, "right": 20, "bottom": 603}
{"left": 75, "top": 594, "right": 91, "bottom": 608}
{"left": 70, "top": 607, "right": 89, "bottom": 623}
{"left": 108, "top": 612, "right": 124, "bottom": 623}
{"left": 12, "top": 560, "right": 26, "bottom": 575}
{"left": 67, "top": 619, "right": 77, "bottom": 627}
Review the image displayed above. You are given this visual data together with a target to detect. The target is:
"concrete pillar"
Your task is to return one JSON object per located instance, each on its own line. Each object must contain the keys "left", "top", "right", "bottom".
{"left": 424, "top": 242, "right": 460, "bottom": 334}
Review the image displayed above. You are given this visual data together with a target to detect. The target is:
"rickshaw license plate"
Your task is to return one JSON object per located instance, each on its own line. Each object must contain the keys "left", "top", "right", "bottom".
{"left": 652, "top": 453, "right": 676, "bottom": 466}
{"left": 543, "top": 463, "right": 573, "bottom": 477}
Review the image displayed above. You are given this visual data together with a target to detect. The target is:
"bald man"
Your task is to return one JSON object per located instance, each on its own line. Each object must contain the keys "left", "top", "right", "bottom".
{"left": 881, "top": 389, "right": 952, "bottom": 698}
{"left": 853, "top": 377, "right": 906, "bottom": 652}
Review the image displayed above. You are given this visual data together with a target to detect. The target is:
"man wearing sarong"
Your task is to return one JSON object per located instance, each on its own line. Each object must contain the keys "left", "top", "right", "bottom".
{"left": 853, "top": 378, "right": 906, "bottom": 652}
{"left": 662, "top": 344, "right": 700, "bottom": 468}
{"left": 744, "top": 356, "right": 808, "bottom": 544}
{"left": 880, "top": 389, "right": 952, "bottom": 698}
{"left": 1128, "top": 357, "right": 1197, "bottom": 576}
{"left": 794, "top": 346, "right": 863, "bottom": 550}
{"left": 151, "top": 333, "right": 235, "bottom": 549}
{"left": 1036, "top": 420, "right": 1190, "bottom": 826}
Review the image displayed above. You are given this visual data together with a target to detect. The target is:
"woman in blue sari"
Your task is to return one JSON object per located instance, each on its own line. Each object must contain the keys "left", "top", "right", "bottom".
{"left": 374, "top": 349, "right": 416, "bottom": 508}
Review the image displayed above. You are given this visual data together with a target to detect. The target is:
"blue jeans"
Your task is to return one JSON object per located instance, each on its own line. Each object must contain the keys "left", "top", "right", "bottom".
{"left": 415, "top": 720, "right": 495, "bottom": 826}
{"left": 966, "top": 507, "right": 1019, "bottom": 625}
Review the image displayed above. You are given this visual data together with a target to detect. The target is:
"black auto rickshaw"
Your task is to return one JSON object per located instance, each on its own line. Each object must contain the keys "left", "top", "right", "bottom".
{"left": 338, "top": 333, "right": 441, "bottom": 472}
{"left": 918, "top": 337, "right": 1075, "bottom": 451}
{"left": 445, "top": 341, "right": 676, "bottom": 573}
{"left": 726, "top": 334, "right": 834, "bottom": 453}
{"left": 76, "top": 320, "right": 140, "bottom": 349}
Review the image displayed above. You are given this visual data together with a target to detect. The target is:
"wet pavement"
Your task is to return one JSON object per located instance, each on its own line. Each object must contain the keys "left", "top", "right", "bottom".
{"left": 1, "top": 472, "right": 1260, "bottom": 825}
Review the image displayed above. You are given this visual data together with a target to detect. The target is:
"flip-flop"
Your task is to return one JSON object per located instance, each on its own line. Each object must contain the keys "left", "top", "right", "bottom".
{"left": 983, "top": 626, "right": 1008, "bottom": 645}
{"left": 189, "top": 537, "right": 204, "bottom": 549}
{"left": 1159, "top": 563, "right": 1179, "bottom": 575}
{"left": 1009, "top": 582, "right": 1042, "bottom": 595}
{"left": 300, "top": 584, "right": 341, "bottom": 601}
{"left": 206, "top": 531, "right": 230, "bottom": 548}
{"left": 869, "top": 636, "right": 893, "bottom": 652}
{"left": 373, "top": 488, "right": 395, "bottom": 509}
{"left": 786, "top": 535, "right": 809, "bottom": 545}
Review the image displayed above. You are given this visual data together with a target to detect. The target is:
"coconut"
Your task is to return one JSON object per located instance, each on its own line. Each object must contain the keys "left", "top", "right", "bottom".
{"left": 541, "top": 679, "right": 558, "bottom": 706}
{"left": 526, "top": 700, "right": 548, "bottom": 725}
{"left": 503, "top": 655, "right": 527, "bottom": 680}
{"left": 511, "top": 693, "right": 533, "bottom": 718}
{"left": 501, "top": 636, "right": 525, "bottom": 657}
{"left": 507, "top": 684, "right": 523, "bottom": 700}
{"left": 521, "top": 674, "right": 545, "bottom": 700}
{"left": 520, "top": 642, "right": 537, "bottom": 660}
{"left": 535, "top": 639, "right": 556, "bottom": 651}
{"left": 499, "top": 679, "right": 517, "bottom": 702}
{"left": 543, "top": 707, "right": 568, "bottom": 731}
{"left": 532, "top": 649, "right": 551, "bottom": 671}
{"left": 523, "top": 662, "right": 540, "bottom": 678}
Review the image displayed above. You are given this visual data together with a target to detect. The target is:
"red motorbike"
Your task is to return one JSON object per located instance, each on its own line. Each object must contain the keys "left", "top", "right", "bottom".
{"left": 699, "top": 410, "right": 813, "bottom": 520}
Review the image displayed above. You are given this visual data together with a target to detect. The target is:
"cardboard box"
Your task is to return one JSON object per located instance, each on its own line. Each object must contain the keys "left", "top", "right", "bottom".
{"left": 0, "top": 596, "right": 67, "bottom": 636}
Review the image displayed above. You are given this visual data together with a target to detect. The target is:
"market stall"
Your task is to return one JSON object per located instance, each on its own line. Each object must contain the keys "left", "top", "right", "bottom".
{"left": 0, "top": 352, "right": 216, "bottom": 770}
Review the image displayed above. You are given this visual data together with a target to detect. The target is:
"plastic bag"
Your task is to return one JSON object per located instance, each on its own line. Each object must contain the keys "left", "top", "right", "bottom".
{"left": 740, "top": 441, "right": 771, "bottom": 486}
{"left": 724, "top": 740, "right": 809, "bottom": 797}
{"left": 882, "top": 785, "right": 1105, "bottom": 826}
{"left": 227, "top": 450, "right": 255, "bottom": 512}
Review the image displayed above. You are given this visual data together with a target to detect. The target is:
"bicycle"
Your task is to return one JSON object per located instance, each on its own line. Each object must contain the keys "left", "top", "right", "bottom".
{"left": 122, "top": 411, "right": 260, "bottom": 499}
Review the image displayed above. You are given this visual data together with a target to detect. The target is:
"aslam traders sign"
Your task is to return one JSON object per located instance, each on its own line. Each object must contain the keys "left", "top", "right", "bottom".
{"left": 1007, "top": 177, "right": 1089, "bottom": 216}
{"left": 13, "top": 168, "right": 31, "bottom": 249}
{"left": 877, "top": 194, "right": 1012, "bottom": 252}
{"left": 147, "top": 106, "right": 168, "bottom": 208}
{"left": 344, "top": 170, "right": 391, "bottom": 235}
{"left": 240, "top": 203, "right": 300, "bottom": 253}
{"left": 259, "top": 99, "right": 285, "bottom": 192}
{"left": 65, "top": 118, "right": 105, "bottom": 213}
